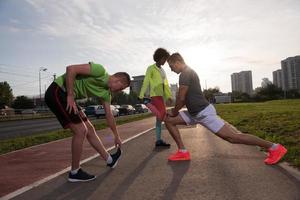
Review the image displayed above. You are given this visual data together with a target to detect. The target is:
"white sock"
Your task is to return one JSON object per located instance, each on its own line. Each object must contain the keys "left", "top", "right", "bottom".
{"left": 179, "top": 149, "right": 188, "bottom": 153}
{"left": 106, "top": 155, "right": 113, "bottom": 164}
{"left": 71, "top": 168, "right": 80, "bottom": 175}
{"left": 271, "top": 143, "right": 278, "bottom": 150}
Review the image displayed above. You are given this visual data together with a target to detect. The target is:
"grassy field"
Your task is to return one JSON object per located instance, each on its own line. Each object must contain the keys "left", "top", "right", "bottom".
{"left": 0, "top": 113, "right": 152, "bottom": 155}
{"left": 215, "top": 99, "right": 300, "bottom": 168}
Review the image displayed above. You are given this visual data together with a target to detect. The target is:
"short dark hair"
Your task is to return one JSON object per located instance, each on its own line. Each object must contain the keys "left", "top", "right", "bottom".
{"left": 153, "top": 48, "right": 170, "bottom": 62}
{"left": 113, "top": 72, "right": 131, "bottom": 87}
{"left": 168, "top": 53, "right": 185, "bottom": 64}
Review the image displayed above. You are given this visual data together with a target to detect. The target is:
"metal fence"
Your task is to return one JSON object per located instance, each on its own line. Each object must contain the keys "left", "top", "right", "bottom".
{"left": 0, "top": 109, "right": 54, "bottom": 121}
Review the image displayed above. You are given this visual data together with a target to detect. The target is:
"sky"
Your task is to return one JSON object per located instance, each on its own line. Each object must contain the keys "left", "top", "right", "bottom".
{"left": 0, "top": 0, "right": 300, "bottom": 97}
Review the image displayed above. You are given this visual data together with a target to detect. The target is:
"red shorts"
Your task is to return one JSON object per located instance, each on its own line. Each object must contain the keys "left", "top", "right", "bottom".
{"left": 145, "top": 96, "right": 166, "bottom": 121}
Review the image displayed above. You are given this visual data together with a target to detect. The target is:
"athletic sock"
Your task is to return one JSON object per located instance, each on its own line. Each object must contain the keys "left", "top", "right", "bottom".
{"left": 71, "top": 168, "right": 80, "bottom": 175}
{"left": 271, "top": 143, "right": 279, "bottom": 150}
{"left": 155, "top": 120, "right": 162, "bottom": 141}
{"left": 106, "top": 155, "right": 113, "bottom": 164}
{"left": 179, "top": 149, "right": 188, "bottom": 153}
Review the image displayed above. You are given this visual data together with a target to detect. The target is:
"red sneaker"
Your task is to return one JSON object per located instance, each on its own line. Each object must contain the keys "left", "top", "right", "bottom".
{"left": 168, "top": 150, "right": 190, "bottom": 161}
{"left": 264, "top": 144, "right": 287, "bottom": 165}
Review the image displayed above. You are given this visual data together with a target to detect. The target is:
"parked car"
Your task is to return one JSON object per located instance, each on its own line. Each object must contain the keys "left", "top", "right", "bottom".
{"left": 134, "top": 104, "right": 148, "bottom": 113}
{"left": 95, "top": 105, "right": 119, "bottom": 118}
{"left": 113, "top": 105, "right": 121, "bottom": 109}
{"left": 118, "top": 105, "right": 135, "bottom": 115}
{"left": 0, "top": 109, "right": 7, "bottom": 116}
{"left": 84, "top": 105, "right": 99, "bottom": 116}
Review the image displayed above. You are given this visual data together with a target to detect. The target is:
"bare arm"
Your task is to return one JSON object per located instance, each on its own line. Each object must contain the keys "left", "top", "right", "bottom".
{"left": 65, "top": 64, "right": 91, "bottom": 114}
{"left": 102, "top": 101, "right": 122, "bottom": 147}
{"left": 171, "top": 85, "right": 189, "bottom": 116}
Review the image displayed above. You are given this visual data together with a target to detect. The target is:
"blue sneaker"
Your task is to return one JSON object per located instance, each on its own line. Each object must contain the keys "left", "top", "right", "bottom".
{"left": 68, "top": 169, "right": 96, "bottom": 182}
{"left": 107, "top": 148, "right": 122, "bottom": 168}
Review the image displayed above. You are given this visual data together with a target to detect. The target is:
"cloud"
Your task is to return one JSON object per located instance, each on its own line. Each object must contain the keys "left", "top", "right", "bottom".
{"left": 1, "top": 0, "right": 300, "bottom": 95}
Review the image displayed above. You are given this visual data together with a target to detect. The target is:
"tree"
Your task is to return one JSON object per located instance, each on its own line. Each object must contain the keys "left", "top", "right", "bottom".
{"left": 0, "top": 81, "right": 13, "bottom": 108}
{"left": 12, "top": 96, "right": 34, "bottom": 109}
{"left": 203, "top": 87, "right": 220, "bottom": 102}
{"left": 112, "top": 91, "right": 129, "bottom": 105}
{"left": 112, "top": 91, "right": 139, "bottom": 105}
{"left": 286, "top": 89, "right": 300, "bottom": 99}
{"left": 231, "top": 91, "right": 252, "bottom": 102}
{"left": 254, "top": 84, "right": 283, "bottom": 101}
{"left": 128, "top": 91, "right": 138, "bottom": 105}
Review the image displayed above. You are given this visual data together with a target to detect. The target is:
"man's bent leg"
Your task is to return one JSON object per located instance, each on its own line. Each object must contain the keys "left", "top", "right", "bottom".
{"left": 69, "top": 122, "right": 88, "bottom": 170}
{"left": 165, "top": 115, "right": 187, "bottom": 149}
{"left": 165, "top": 114, "right": 191, "bottom": 161}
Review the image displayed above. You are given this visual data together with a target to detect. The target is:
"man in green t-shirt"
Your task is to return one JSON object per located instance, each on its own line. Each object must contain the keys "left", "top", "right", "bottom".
{"left": 45, "top": 62, "right": 130, "bottom": 182}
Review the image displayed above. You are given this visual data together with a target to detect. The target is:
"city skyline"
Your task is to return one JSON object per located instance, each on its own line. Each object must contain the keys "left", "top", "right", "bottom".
{"left": 0, "top": 0, "right": 300, "bottom": 96}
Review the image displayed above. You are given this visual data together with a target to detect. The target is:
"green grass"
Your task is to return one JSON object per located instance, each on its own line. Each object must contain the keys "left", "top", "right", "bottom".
{"left": 0, "top": 113, "right": 152, "bottom": 155}
{"left": 215, "top": 99, "right": 300, "bottom": 168}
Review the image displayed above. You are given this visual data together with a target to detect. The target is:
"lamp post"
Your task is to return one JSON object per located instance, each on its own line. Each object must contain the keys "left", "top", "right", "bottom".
{"left": 39, "top": 67, "right": 47, "bottom": 107}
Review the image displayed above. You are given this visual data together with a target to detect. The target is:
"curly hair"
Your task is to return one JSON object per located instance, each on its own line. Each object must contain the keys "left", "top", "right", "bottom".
{"left": 153, "top": 48, "right": 170, "bottom": 63}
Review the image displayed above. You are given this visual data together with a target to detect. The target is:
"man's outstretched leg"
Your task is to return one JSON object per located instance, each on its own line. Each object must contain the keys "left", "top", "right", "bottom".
{"left": 166, "top": 106, "right": 287, "bottom": 164}
{"left": 215, "top": 123, "right": 287, "bottom": 165}
{"left": 165, "top": 115, "right": 190, "bottom": 161}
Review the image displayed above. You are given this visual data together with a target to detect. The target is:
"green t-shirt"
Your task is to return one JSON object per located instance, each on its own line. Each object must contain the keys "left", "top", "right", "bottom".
{"left": 54, "top": 62, "right": 111, "bottom": 102}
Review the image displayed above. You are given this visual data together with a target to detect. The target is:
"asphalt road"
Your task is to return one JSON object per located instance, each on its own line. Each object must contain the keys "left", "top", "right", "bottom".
{"left": 12, "top": 125, "right": 300, "bottom": 200}
{"left": 0, "top": 116, "right": 98, "bottom": 140}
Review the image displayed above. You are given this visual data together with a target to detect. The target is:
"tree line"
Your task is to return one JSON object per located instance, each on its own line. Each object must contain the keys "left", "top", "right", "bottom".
{"left": 1, "top": 81, "right": 300, "bottom": 110}
{"left": 203, "top": 84, "right": 300, "bottom": 103}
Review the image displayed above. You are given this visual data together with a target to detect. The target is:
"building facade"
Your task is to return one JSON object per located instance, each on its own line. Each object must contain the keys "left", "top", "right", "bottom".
{"left": 170, "top": 84, "right": 178, "bottom": 101}
{"left": 272, "top": 69, "right": 283, "bottom": 89}
{"left": 130, "top": 75, "right": 147, "bottom": 96}
{"left": 281, "top": 56, "right": 300, "bottom": 92}
{"left": 231, "top": 70, "right": 253, "bottom": 94}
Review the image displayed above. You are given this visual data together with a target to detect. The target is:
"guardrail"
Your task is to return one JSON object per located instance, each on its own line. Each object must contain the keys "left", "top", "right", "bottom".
{"left": 0, "top": 110, "right": 55, "bottom": 121}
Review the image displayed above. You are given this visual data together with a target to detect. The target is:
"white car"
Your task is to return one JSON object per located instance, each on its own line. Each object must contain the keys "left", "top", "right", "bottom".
{"left": 95, "top": 105, "right": 119, "bottom": 118}
{"left": 21, "top": 109, "right": 37, "bottom": 115}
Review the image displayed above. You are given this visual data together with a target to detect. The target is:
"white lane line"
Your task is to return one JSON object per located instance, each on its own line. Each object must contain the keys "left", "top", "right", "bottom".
{"left": 1, "top": 127, "right": 155, "bottom": 200}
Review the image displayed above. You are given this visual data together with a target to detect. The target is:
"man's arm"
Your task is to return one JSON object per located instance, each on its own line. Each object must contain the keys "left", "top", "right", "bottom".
{"left": 102, "top": 101, "right": 122, "bottom": 147}
{"left": 171, "top": 85, "right": 189, "bottom": 116}
{"left": 66, "top": 64, "right": 91, "bottom": 114}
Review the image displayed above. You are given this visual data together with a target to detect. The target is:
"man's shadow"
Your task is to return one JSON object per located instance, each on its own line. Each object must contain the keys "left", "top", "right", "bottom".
{"left": 108, "top": 150, "right": 159, "bottom": 200}
{"left": 161, "top": 161, "right": 191, "bottom": 200}
{"left": 38, "top": 168, "right": 113, "bottom": 200}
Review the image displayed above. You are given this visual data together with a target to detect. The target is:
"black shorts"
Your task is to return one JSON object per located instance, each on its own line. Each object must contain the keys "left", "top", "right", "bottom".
{"left": 45, "top": 82, "right": 87, "bottom": 129}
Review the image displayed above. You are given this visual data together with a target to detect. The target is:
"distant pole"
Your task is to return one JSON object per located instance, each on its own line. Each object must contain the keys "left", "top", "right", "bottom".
{"left": 39, "top": 67, "right": 47, "bottom": 107}
{"left": 284, "top": 90, "right": 286, "bottom": 99}
{"left": 205, "top": 80, "right": 207, "bottom": 90}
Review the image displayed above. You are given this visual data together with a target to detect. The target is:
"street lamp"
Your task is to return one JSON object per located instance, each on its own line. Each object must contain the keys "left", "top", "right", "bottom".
{"left": 39, "top": 67, "right": 47, "bottom": 107}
